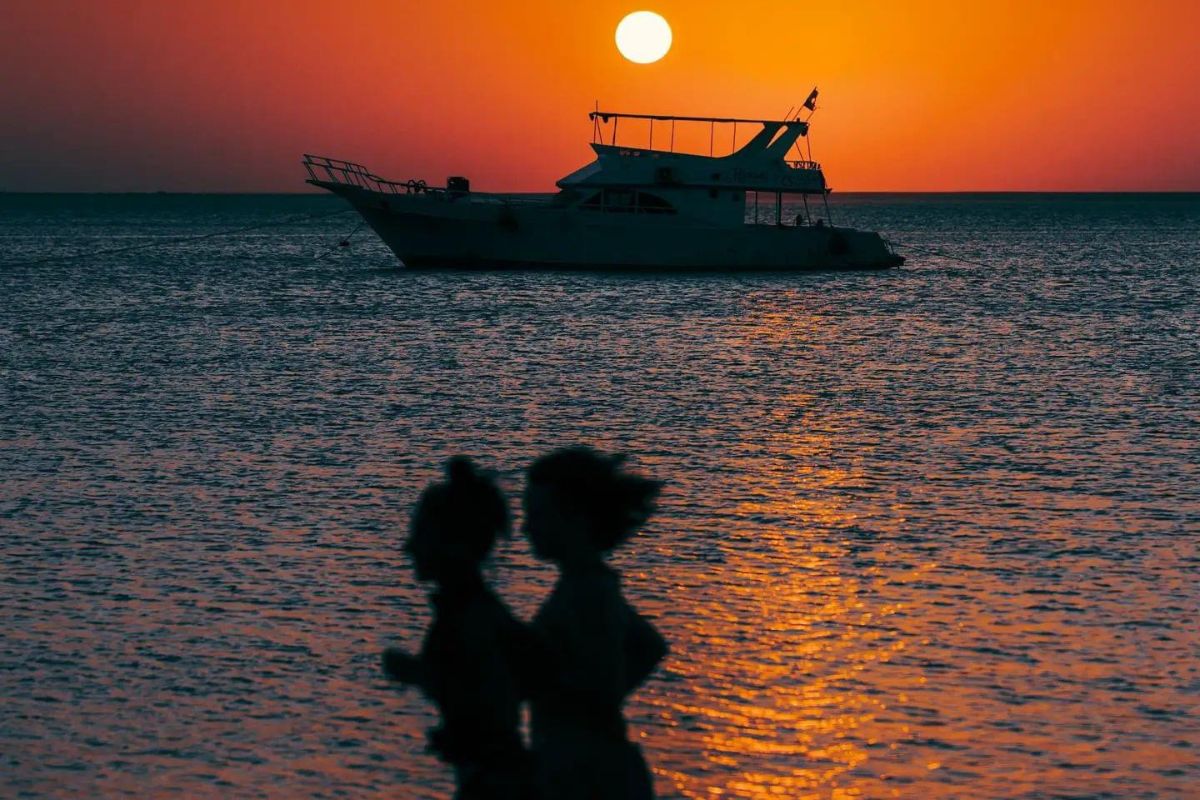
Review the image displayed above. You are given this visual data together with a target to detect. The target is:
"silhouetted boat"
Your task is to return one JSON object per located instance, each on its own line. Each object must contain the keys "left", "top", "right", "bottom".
{"left": 303, "top": 106, "right": 903, "bottom": 271}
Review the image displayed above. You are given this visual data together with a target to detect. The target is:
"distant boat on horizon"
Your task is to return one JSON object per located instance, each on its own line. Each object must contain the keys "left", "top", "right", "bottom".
{"left": 303, "top": 100, "right": 904, "bottom": 271}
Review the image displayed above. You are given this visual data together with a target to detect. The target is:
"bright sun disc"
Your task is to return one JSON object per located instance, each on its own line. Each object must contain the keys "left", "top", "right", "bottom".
{"left": 615, "top": 11, "right": 672, "bottom": 64}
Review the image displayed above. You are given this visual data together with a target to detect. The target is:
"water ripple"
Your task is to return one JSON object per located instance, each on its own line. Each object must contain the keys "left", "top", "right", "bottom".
{"left": 1, "top": 193, "right": 1198, "bottom": 798}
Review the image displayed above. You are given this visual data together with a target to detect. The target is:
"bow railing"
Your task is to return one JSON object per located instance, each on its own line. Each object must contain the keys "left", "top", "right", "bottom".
{"left": 302, "top": 155, "right": 442, "bottom": 195}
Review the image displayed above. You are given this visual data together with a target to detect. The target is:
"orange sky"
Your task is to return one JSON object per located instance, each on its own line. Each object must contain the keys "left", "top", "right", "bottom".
{"left": 1, "top": 0, "right": 1198, "bottom": 192}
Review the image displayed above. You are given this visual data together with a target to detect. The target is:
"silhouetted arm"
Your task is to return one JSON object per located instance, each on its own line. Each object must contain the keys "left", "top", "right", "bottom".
{"left": 428, "top": 599, "right": 529, "bottom": 760}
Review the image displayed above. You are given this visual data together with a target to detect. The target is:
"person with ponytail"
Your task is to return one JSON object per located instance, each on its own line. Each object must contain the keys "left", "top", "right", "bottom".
{"left": 523, "top": 447, "right": 668, "bottom": 800}
{"left": 382, "top": 457, "right": 537, "bottom": 799}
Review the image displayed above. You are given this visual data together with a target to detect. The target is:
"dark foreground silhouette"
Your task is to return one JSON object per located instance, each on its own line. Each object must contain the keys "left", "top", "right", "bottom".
{"left": 382, "top": 449, "right": 667, "bottom": 800}
{"left": 524, "top": 448, "right": 667, "bottom": 799}
{"left": 382, "top": 457, "right": 538, "bottom": 799}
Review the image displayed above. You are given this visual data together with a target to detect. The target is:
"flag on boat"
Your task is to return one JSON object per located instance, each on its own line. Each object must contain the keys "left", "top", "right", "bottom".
{"left": 803, "top": 87, "right": 819, "bottom": 111}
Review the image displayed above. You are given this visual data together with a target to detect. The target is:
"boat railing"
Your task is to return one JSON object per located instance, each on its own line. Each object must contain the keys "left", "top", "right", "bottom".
{"left": 302, "top": 154, "right": 444, "bottom": 196}
{"left": 786, "top": 159, "right": 822, "bottom": 171}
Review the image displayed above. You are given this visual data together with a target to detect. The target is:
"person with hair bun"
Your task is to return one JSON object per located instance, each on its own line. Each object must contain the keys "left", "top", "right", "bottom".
{"left": 382, "top": 457, "right": 537, "bottom": 800}
{"left": 523, "top": 447, "right": 668, "bottom": 800}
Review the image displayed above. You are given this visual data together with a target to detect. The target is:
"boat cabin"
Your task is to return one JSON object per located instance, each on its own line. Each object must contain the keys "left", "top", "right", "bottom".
{"left": 555, "top": 110, "right": 833, "bottom": 227}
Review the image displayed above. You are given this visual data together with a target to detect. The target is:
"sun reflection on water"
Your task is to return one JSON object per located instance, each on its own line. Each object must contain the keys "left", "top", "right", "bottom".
{"left": 628, "top": 430, "right": 933, "bottom": 798}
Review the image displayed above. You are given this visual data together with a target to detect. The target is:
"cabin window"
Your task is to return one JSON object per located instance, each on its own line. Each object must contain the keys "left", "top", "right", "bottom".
{"left": 579, "top": 189, "right": 676, "bottom": 214}
{"left": 606, "top": 190, "right": 636, "bottom": 212}
{"left": 635, "top": 192, "right": 676, "bottom": 214}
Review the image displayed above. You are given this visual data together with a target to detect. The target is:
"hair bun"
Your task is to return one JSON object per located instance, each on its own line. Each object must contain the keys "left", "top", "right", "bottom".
{"left": 445, "top": 455, "right": 479, "bottom": 486}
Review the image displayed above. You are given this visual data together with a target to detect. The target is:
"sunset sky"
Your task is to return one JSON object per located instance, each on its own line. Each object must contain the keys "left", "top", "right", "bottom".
{"left": 2, "top": 0, "right": 1198, "bottom": 192}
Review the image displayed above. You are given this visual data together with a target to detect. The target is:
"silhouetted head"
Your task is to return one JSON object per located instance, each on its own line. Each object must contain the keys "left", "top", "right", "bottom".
{"left": 524, "top": 447, "right": 662, "bottom": 563}
{"left": 406, "top": 457, "right": 510, "bottom": 582}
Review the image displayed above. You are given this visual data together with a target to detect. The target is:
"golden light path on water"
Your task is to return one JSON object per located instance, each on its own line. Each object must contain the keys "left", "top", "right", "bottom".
{"left": 1, "top": 194, "right": 1197, "bottom": 798}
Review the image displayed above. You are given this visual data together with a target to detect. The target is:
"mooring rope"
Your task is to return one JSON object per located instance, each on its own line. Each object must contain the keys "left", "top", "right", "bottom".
{"left": 0, "top": 207, "right": 355, "bottom": 269}
{"left": 314, "top": 219, "right": 366, "bottom": 261}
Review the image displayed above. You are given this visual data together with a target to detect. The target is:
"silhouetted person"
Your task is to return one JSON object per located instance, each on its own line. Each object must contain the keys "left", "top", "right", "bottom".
{"left": 382, "top": 457, "right": 537, "bottom": 799}
{"left": 523, "top": 447, "right": 667, "bottom": 800}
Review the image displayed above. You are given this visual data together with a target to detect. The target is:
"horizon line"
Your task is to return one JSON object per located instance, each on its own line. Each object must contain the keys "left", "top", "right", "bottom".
{"left": 3, "top": 189, "right": 1199, "bottom": 196}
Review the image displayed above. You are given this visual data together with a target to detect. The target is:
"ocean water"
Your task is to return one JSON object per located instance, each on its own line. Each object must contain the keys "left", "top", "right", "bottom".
{"left": 1, "top": 193, "right": 1197, "bottom": 799}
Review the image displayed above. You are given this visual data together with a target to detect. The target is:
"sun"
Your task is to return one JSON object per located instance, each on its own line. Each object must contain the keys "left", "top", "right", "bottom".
{"left": 615, "top": 11, "right": 672, "bottom": 64}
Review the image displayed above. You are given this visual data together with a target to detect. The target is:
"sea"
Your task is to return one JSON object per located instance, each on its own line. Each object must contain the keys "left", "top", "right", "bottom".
{"left": 2, "top": 193, "right": 1197, "bottom": 799}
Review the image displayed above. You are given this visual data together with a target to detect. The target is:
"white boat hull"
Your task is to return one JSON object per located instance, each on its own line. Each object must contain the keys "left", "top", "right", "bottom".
{"left": 325, "top": 185, "right": 902, "bottom": 271}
